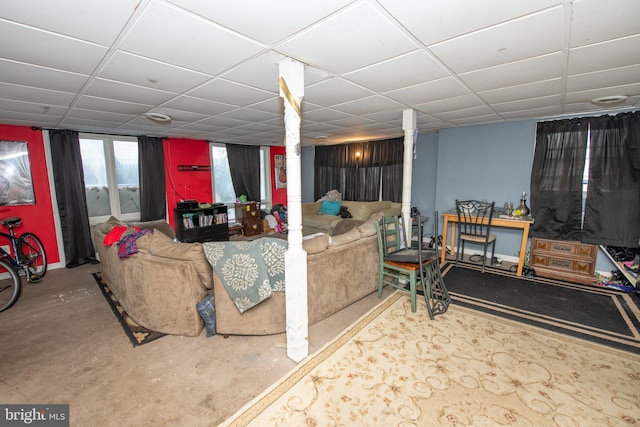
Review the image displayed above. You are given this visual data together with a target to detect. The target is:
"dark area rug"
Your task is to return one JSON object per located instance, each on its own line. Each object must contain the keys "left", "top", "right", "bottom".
{"left": 441, "top": 263, "right": 640, "bottom": 354}
{"left": 92, "top": 272, "right": 167, "bottom": 347}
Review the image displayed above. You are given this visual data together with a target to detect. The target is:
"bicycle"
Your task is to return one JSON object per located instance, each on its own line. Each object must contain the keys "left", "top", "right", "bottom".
{"left": 0, "top": 216, "right": 48, "bottom": 312}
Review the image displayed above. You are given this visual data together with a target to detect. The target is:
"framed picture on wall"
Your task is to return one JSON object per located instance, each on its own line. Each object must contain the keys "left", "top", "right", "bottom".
{"left": 0, "top": 141, "right": 35, "bottom": 206}
{"left": 274, "top": 154, "right": 286, "bottom": 189}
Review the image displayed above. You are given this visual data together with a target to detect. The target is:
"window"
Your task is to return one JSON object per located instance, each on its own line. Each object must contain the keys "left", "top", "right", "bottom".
{"left": 79, "top": 134, "right": 139, "bottom": 224}
{"left": 210, "top": 143, "right": 271, "bottom": 222}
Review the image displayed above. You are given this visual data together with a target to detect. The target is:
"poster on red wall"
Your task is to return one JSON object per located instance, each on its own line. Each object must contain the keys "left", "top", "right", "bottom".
{"left": 0, "top": 141, "right": 35, "bottom": 206}
{"left": 274, "top": 154, "right": 286, "bottom": 189}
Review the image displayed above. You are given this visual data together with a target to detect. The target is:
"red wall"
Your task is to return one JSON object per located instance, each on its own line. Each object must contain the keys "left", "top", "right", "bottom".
{"left": 0, "top": 126, "right": 287, "bottom": 266}
{"left": 270, "top": 146, "right": 287, "bottom": 207}
{"left": 0, "top": 125, "right": 60, "bottom": 264}
{"left": 163, "top": 138, "right": 213, "bottom": 228}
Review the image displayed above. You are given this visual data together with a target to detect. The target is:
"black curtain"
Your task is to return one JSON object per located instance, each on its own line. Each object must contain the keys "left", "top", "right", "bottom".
{"left": 314, "top": 138, "right": 403, "bottom": 201}
{"left": 530, "top": 118, "right": 588, "bottom": 240}
{"left": 582, "top": 112, "right": 640, "bottom": 247}
{"left": 226, "top": 143, "right": 260, "bottom": 202}
{"left": 138, "top": 136, "right": 166, "bottom": 221}
{"left": 49, "top": 129, "right": 97, "bottom": 268}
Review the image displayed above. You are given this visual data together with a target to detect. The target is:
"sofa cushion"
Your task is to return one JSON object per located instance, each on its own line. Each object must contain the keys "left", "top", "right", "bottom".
{"left": 302, "top": 233, "right": 330, "bottom": 254}
{"left": 303, "top": 213, "right": 337, "bottom": 231}
{"left": 94, "top": 216, "right": 127, "bottom": 234}
{"left": 149, "top": 231, "right": 212, "bottom": 289}
{"left": 131, "top": 219, "right": 176, "bottom": 239}
{"left": 332, "top": 219, "right": 365, "bottom": 236}
{"left": 328, "top": 226, "right": 360, "bottom": 247}
{"left": 135, "top": 232, "right": 152, "bottom": 252}
{"left": 342, "top": 201, "right": 391, "bottom": 221}
{"left": 357, "top": 219, "right": 378, "bottom": 237}
{"left": 319, "top": 200, "right": 341, "bottom": 216}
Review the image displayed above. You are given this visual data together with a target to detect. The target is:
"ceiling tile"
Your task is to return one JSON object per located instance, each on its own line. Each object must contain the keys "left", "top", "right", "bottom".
{"left": 566, "top": 64, "right": 640, "bottom": 93}
{"left": 331, "top": 95, "right": 404, "bottom": 116}
{"left": 188, "top": 79, "right": 273, "bottom": 106}
{"left": 162, "top": 96, "right": 236, "bottom": 116}
{"left": 568, "top": 35, "right": 640, "bottom": 75}
{"left": 344, "top": 50, "right": 449, "bottom": 92}
{"left": 459, "top": 53, "right": 562, "bottom": 92}
{"left": 0, "top": 99, "right": 67, "bottom": 117}
{"left": 1, "top": 0, "right": 140, "bottom": 46}
{"left": 167, "top": 0, "right": 353, "bottom": 44}
{"left": 0, "top": 59, "right": 89, "bottom": 93}
{"left": 565, "top": 83, "right": 640, "bottom": 105}
{"left": 385, "top": 77, "right": 470, "bottom": 105}
{"left": 0, "top": 83, "right": 75, "bottom": 106}
{"left": 119, "top": 1, "right": 265, "bottom": 75}
{"left": 492, "top": 94, "right": 562, "bottom": 113}
{"left": 279, "top": 2, "right": 417, "bottom": 74}
{"left": 478, "top": 79, "right": 563, "bottom": 104}
{"left": 217, "top": 108, "right": 279, "bottom": 123}
{"left": 378, "top": 0, "right": 562, "bottom": 46}
{"left": 305, "top": 78, "right": 374, "bottom": 107}
{"left": 67, "top": 108, "right": 136, "bottom": 123}
{"left": 413, "top": 95, "right": 484, "bottom": 115}
{"left": 221, "top": 51, "right": 286, "bottom": 92}
{"left": 570, "top": 0, "right": 640, "bottom": 47}
{"left": 85, "top": 78, "right": 176, "bottom": 105}
{"left": 99, "top": 51, "right": 212, "bottom": 93}
{"left": 0, "top": 20, "right": 108, "bottom": 74}
{"left": 429, "top": 7, "right": 564, "bottom": 74}
{"left": 75, "top": 96, "right": 151, "bottom": 115}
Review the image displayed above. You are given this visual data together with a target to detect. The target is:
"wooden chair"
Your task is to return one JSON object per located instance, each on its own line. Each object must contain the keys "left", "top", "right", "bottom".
{"left": 455, "top": 200, "right": 497, "bottom": 273}
{"left": 375, "top": 214, "right": 433, "bottom": 314}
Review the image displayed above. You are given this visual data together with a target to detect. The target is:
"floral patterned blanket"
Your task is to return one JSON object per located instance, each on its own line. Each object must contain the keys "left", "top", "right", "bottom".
{"left": 203, "top": 238, "right": 287, "bottom": 313}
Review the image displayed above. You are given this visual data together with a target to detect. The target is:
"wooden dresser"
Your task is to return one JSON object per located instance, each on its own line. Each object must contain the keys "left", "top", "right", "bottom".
{"left": 235, "top": 202, "right": 263, "bottom": 237}
{"left": 530, "top": 238, "right": 597, "bottom": 284}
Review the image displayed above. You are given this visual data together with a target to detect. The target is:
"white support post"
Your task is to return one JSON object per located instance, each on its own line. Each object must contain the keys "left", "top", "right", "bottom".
{"left": 279, "top": 58, "right": 308, "bottom": 363}
{"left": 402, "top": 109, "right": 416, "bottom": 245}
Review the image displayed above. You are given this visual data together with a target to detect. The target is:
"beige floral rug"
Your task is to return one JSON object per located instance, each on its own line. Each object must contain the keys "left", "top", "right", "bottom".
{"left": 220, "top": 291, "right": 640, "bottom": 426}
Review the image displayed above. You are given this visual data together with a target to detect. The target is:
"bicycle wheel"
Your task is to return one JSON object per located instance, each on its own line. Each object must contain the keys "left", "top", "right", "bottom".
{"left": 0, "top": 258, "right": 20, "bottom": 312}
{"left": 18, "top": 232, "right": 47, "bottom": 279}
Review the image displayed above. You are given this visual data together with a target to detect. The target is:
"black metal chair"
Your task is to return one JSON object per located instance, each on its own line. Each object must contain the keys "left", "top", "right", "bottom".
{"left": 422, "top": 211, "right": 451, "bottom": 318}
{"left": 455, "top": 200, "right": 497, "bottom": 273}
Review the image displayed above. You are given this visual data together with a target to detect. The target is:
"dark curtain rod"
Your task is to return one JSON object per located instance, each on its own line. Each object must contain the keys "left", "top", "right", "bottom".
{"left": 31, "top": 126, "right": 168, "bottom": 140}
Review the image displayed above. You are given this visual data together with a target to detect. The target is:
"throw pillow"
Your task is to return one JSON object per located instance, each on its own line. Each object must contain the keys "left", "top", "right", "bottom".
{"left": 357, "top": 219, "right": 377, "bottom": 237}
{"left": 302, "top": 233, "right": 330, "bottom": 254}
{"left": 331, "top": 219, "right": 364, "bottom": 236}
{"left": 328, "top": 226, "right": 360, "bottom": 247}
{"left": 319, "top": 200, "right": 341, "bottom": 216}
{"left": 195, "top": 294, "right": 216, "bottom": 337}
{"left": 149, "top": 232, "right": 212, "bottom": 289}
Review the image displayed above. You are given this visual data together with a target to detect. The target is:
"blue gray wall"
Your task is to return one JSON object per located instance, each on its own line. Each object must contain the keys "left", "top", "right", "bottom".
{"left": 302, "top": 118, "right": 617, "bottom": 273}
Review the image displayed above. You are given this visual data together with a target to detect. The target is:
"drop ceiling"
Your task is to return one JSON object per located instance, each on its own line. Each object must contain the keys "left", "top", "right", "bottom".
{"left": 0, "top": 0, "right": 638, "bottom": 146}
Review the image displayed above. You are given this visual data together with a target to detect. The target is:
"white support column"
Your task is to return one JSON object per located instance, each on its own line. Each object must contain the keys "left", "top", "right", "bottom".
{"left": 279, "top": 58, "right": 308, "bottom": 363}
{"left": 401, "top": 109, "right": 416, "bottom": 245}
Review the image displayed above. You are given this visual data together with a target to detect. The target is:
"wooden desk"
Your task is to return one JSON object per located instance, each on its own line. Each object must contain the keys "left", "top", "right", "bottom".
{"left": 440, "top": 210, "right": 533, "bottom": 276}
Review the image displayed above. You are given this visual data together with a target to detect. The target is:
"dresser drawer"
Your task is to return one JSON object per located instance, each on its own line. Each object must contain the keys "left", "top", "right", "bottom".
{"left": 530, "top": 238, "right": 597, "bottom": 285}
{"left": 243, "top": 218, "right": 263, "bottom": 236}
{"left": 530, "top": 254, "right": 595, "bottom": 275}
{"left": 235, "top": 202, "right": 260, "bottom": 221}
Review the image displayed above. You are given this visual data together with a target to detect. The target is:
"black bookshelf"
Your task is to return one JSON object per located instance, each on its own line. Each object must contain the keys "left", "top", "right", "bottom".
{"left": 174, "top": 204, "right": 229, "bottom": 243}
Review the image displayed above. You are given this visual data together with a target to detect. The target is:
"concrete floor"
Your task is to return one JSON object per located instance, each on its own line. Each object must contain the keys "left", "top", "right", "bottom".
{"left": 0, "top": 263, "right": 392, "bottom": 426}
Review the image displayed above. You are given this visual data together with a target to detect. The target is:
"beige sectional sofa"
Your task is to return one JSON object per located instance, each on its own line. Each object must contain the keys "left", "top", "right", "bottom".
{"left": 94, "top": 200, "right": 400, "bottom": 338}
{"left": 212, "top": 219, "right": 381, "bottom": 336}
{"left": 302, "top": 200, "right": 401, "bottom": 235}
{"left": 93, "top": 217, "right": 213, "bottom": 337}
